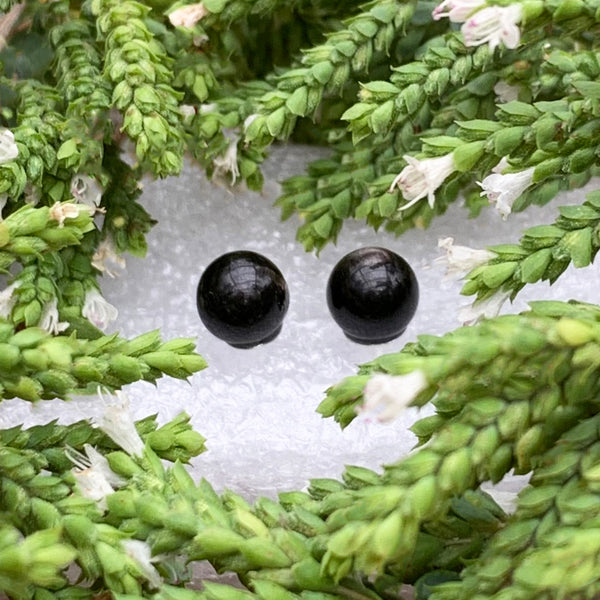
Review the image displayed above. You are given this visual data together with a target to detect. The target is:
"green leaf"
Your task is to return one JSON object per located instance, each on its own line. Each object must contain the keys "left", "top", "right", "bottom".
{"left": 560, "top": 228, "right": 592, "bottom": 268}
{"left": 481, "top": 262, "right": 517, "bottom": 288}
{"left": 202, "top": 0, "right": 227, "bottom": 12}
{"left": 56, "top": 139, "right": 78, "bottom": 161}
{"left": 341, "top": 102, "right": 373, "bottom": 121}
{"left": 519, "top": 248, "right": 553, "bottom": 283}
{"left": 285, "top": 86, "right": 309, "bottom": 117}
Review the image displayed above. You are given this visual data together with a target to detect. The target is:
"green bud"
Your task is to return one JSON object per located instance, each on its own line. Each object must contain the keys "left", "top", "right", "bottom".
{"left": 108, "top": 354, "right": 148, "bottom": 382}
{"left": 239, "top": 537, "right": 292, "bottom": 568}
{"left": 0, "top": 343, "right": 21, "bottom": 370}
{"left": 63, "top": 515, "right": 97, "bottom": 546}
{"left": 37, "top": 369, "right": 78, "bottom": 395}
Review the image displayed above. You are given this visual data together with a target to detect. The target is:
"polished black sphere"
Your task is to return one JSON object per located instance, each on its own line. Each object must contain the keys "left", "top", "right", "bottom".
{"left": 326, "top": 247, "right": 418, "bottom": 344}
{"left": 197, "top": 251, "right": 289, "bottom": 348}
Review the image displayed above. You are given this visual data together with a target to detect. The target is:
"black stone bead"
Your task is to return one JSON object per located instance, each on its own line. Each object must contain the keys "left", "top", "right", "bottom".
{"left": 326, "top": 247, "right": 418, "bottom": 344}
{"left": 197, "top": 251, "right": 289, "bottom": 348}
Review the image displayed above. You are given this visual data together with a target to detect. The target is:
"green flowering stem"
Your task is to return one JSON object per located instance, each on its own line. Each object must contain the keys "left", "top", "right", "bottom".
{"left": 0, "top": 78, "right": 67, "bottom": 204}
{"left": 50, "top": 18, "right": 113, "bottom": 175}
{"left": 430, "top": 412, "right": 600, "bottom": 599}
{"left": 342, "top": 32, "right": 500, "bottom": 145}
{"left": 0, "top": 526, "right": 76, "bottom": 598}
{"left": 0, "top": 323, "right": 206, "bottom": 401}
{"left": 461, "top": 189, "right": 600, "bottom": 305}
{"left": 91, "top": 0, "right": 186, "bottom": 176}
{"left": 1, "top": 412, "right": 205, "bottom": 472}
{"left": 244, "top": 0, "right": 417, "bottom": 150}
{"left": 0, "top": 203, "right": 95, "bottom": 272}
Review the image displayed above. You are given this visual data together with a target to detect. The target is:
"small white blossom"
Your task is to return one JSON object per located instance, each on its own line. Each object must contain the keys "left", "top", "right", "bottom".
{"left": 0, "top": 128, "right": 18, "bottom": 164}
{"left": 434, "top": 237, "right": 496, "bottom": 281}
{"left": 494, "top": 80, "right": 520, "bottom": 103}
{"left": 122, "top": 540, "right": 162, "bottom": 589}
{"left": 389, "top": 153, "right": 455, "bottom": 211}
{"left": 179, "top": 104, "right": 196, "bottom": 121}
{"left": 67, "top": 444, "right": 124, "bottom": 511}
{"left": 70, "top": 174, "right": 103, "bottom": 209}
{"left": 168, "top": 2, "right": 208, "bottom": 28}
{"left": 213, "top": 136, "right": 240, "bottom": 185}
{"left": 486, "top": 488, "right": 518, "bottom": 514}
{"left": 96, "top": 388, "right": 144, "bottom": 457}
{"left": 92, "top": 237, "right": 126, "bottom": 278}
{"left": 199, "top": 103, "right": 217, "bottom": 114}
{"left": 23, "top": 183, "right": 40, "bottom": 206}
{"left": 0, "top": 281, "right": 21, "bottom": 319}
{"left": 458, "top": 290, "right": 511, "bottom": 325}
{"left": 82, "top": 288, "right": 118, "bottom": 331}
{"left": 432, "top": 0, "right": 485, "bottom": 22}
{"left": 462, "top": 5, "right": 522, "bottom": 50}
{"left": 359, "top": 371, "right": 429, "bottom": 423}
{"left": 478, "top": 166, "right": 535, "bottom": 219}
{"left": 49, "top": 201, "right": 91, "bottom": 228}
{"left": 491, "top": 156, "right": 510, "bottom": 174}
{"left": 39, "top": 298, "right": 69, "bottom": 335}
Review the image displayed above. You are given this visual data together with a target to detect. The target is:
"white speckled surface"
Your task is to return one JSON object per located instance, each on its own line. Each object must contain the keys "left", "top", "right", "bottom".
{"left": 3, "top": 145, "right": 600, "bottom": 499}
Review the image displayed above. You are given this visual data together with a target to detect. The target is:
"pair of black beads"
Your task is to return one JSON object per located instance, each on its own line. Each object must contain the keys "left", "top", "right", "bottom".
{"left": 196, "top": 247, "right": 419, "bottom": 348}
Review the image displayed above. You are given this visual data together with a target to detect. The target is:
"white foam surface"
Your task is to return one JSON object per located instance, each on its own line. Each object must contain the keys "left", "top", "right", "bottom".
{"left": 3, "top": 146, "right": 600, "bottom": 499}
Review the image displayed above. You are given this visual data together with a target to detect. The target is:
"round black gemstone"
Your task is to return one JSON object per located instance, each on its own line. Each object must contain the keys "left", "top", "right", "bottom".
{"left": 197, "top": 251, "right": 289, "bottom": 348}
{"left": 326, "top": 247, "right": 419, "bottom": 344}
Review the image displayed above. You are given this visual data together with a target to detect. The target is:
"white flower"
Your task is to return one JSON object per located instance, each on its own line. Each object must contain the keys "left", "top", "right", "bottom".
{"left": 70, "top": 174, "right": 103, "bottom": 209}
{"left": 49, "top": 201, "right": 91, "bottom": 228}
{"left": 23, "top": 183, "right": 40, "bottom": 206}
{"left": 432, "top": 0, "right": 485, "bottom": 22}
{"left": 66, "top": 444, "right": 124, "bottom": 511}
{"left": 96, "top": 388, "right": 144, "bottom": 457}
{"left": 213, "top": 136, "right": 240, "bottom": 185}
{"left": 493, "top": 80, "right": 520, "bottom": 103}
{"left": 478, "top": 166, "right": 535, "bottom": 219}
{"left": 491, "top": 156, "right": 510, "bottom": 174}
{"left": 0, "top": 281, "right": 21, "bottom": 319}
{"left": 179, "top": 104, "right": 196, "bottom": 121}
{"left": 462, "top": 5, "right": 522, "bottom": 50}
{"left": 39, "top": 298, "right": 69, "bottom": 335}
{"left": 168, "top": 2, "right": 208, "bottom": 28}
{"left": 358, "top": 371, "right": 429, "bottom": 423}
{"left": 0, "top": 128, "right": 18, "bottom": 164}
{"left": 458, "top": 290, "right": 511, "bottom": 325}
{"left": 389, "top": 153, "right": 455, "bottom": 211}
{"left": 92, "top": 237, "right": 126, "bottom": 278}
{"left": 122, "top": 540, "right": 162, "bottom": 589}
{"left": 82, "top": 288, "right": 118, "bottom": 331}
{"left": 434, "top": 237, "right": 496, "bottom": 281}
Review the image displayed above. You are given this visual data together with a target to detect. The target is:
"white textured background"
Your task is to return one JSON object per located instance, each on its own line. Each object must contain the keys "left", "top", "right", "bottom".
{"left": 3, "top": 146, "right": 600, "bottom": 500}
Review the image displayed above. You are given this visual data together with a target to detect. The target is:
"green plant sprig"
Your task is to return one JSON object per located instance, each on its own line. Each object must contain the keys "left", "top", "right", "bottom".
{"left": 0, "top": 323, "right": 206, "bottom": 401}
{"left": 243, "top": 0, "right": 419, "bottom": 151}
{"left": 461, "top": 189, "right": 600, "bottom": 306}
{"left": 91, "top": 0, "right": 186, "bottom": 177}
{"left": 1, "top": 78, "right": 66, "bottom": 205}
{"left": 430, "top": 411, "right": 600, "bottom": 599}
{"left": 50, "top": 18, "right": 113, "bottom": 176}
{"left": 0, "top": 203, "right": 95, "bottom": 273}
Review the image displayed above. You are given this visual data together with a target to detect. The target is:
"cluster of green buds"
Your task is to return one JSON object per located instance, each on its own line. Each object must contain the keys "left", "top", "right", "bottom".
{"left": 91, "top": 0, "right": 186, "bottom": 176}
{"left": 0, "top": 323, "right": 206, "bottom": 401}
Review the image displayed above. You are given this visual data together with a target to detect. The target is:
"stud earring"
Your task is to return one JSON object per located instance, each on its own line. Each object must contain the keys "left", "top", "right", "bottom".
{"left": 196, "top": 250, "right": 289, "bottom": 349}
{"left": 326, "top": 247, "right": 419, "bottom": 344}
